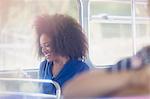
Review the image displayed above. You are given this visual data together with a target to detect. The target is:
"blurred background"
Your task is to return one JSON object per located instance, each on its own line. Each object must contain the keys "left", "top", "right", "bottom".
{"left": 0, "top": 0, "right": 149, "bottom": 70}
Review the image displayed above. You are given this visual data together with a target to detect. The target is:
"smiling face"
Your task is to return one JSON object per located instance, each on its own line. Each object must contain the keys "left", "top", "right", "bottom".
{"left": 40, "top": 34, "right": 56, "bottom": 61}
{"left": 35, "top": 14, "right": 88, "bottom": 60}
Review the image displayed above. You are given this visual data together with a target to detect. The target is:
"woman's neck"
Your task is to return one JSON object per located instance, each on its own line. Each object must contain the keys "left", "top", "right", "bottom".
{"left": 52, "top": 56, "right": 70, "bottom": 77}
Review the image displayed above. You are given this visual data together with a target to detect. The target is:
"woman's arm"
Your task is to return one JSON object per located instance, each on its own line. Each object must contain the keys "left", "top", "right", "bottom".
{"left": 63, "top": 67, "right": 150, "bottom": 97}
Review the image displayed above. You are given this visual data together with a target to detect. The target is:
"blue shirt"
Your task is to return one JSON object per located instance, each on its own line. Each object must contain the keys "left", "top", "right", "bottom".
{"left": 39, "top": 59, "right": 89, "bottom": 94}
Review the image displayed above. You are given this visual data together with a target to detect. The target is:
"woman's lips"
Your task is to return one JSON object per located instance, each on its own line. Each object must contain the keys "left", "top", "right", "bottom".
{"left": 44, "top": 53, "right": 51, "bottom": 59}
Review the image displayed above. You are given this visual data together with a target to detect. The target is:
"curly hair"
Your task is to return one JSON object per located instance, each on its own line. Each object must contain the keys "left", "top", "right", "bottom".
{"left": 34, "top": 14, "right": 88, "bottom": 59}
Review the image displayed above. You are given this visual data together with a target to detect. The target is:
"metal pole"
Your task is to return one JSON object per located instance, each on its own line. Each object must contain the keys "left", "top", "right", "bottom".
{"left": 131, "top": 0, "right": 137, "bottom": 55}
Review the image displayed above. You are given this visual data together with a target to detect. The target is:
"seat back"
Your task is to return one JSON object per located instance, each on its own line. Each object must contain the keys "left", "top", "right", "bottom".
{"left": 0, "top": 78, "right": 61, "bottom": 99}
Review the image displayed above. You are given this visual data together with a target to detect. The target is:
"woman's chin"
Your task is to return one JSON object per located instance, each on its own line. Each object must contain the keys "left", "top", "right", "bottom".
{"left": 45, "top": 56, "right": 52, "bottom": 61}
{"left": 46, "top": 59, "right": 49, "bottom": 61}
{"left": 46, "top": 58, "right": 52, "bottom": 62}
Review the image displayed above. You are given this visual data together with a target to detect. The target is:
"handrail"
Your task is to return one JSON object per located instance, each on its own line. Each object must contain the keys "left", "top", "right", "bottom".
{"left": 0, "top": 91, "right": 56, "bottom": 98}
{"left": 0, "top": 78, "right": 61, "bottom": 99}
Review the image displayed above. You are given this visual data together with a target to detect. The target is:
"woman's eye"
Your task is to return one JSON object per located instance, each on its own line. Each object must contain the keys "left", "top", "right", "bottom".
{"left": 40, "top": 42, "right": 51, "bottom": 48}
{"left": 45, "top": 44, "right": 50, "bottom": 48}
{"left": 46, "top": 44, "right": 50, "bottom": 47}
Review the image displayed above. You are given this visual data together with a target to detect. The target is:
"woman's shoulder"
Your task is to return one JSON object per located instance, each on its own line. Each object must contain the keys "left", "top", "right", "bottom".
{"left": 40, "top": 60, "right": 47, "bottom": 67}
{"left": 74, "top": 59, "right": 89, "bottom": 70}
{"left": 39, "top": 60, "right": 47, "bottom": 70}
{"left": 39, "top": 60, "right": 52, "bottom": 70}
{"left": 40, "top": 59, "right": 47, "bottom": 64}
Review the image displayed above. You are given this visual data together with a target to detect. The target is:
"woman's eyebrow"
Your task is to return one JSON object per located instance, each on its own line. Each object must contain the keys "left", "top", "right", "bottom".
{"left": 41, "top": 41, "right": 50, "bottom": 44}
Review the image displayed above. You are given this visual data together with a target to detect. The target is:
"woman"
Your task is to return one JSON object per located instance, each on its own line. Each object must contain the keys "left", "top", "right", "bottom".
{"left": 34, "top": 14, "right": 89, "bottom": 94}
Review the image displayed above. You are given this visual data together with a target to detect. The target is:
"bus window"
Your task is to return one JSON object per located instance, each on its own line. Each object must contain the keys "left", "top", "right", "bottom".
{"left": 83, "top": 0, "right": 150, "bottom": 67}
